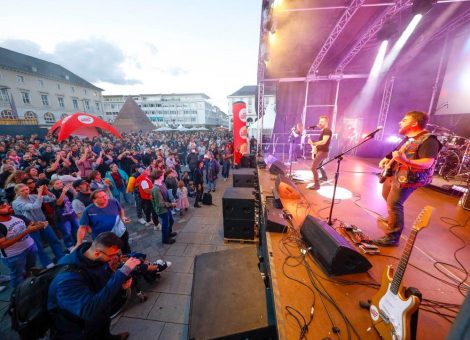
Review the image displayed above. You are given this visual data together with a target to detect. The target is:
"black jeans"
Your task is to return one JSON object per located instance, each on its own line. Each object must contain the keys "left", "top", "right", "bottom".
{"left": 141, "top": 199, "right": 159, "bottom": 225}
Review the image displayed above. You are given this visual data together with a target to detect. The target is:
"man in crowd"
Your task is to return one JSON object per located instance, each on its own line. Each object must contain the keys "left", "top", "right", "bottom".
{"left": 151, "top": 170, "right": 177, "bottom": 244}
{"left": 71, "top": 179, "right": 92, "bottom": 219}
{"left": 48, "top": 232, "right": 141, "bottom": 339}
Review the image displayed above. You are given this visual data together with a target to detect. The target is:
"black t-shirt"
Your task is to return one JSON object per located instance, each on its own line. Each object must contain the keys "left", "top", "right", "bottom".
{"left": 417, "top": 136, "right": 441, "bottom": 159}
{"left": 316, "top": 128, "right": 332, "bottom": 152}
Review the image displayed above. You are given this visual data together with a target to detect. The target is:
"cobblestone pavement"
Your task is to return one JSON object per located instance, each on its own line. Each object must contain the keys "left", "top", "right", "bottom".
{"left": 0, "top": 174, "right": 253, "bottom": 339}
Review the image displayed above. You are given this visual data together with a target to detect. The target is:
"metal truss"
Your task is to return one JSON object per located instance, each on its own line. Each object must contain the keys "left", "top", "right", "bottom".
{"left": 377, "top": 76, "right": 395, "bottom": 141}
{"left": 307, "top": 0, "right": 366, "bottom": 77}
{"left": 336, "top": 0, "right": 412, "bottom": 73}
{"left": 257, "top": 81, "right": 265, "bottom": 151}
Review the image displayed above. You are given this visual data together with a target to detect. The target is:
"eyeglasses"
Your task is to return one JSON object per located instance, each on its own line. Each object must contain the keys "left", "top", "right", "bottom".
{"left": 98, "top": 250, "right": 121, "bottom": 258}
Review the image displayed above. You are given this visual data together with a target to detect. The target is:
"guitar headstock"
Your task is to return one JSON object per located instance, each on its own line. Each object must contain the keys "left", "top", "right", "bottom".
{"left": 412, "top": 205, "right": 434, "bottom": 232}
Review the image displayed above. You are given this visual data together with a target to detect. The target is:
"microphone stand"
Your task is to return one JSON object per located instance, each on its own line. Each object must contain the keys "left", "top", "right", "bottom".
{"left": 320, "top": 133, "right": 378, "bottom": 226}
{"left": 288, "top": 131, "right": 295, "bottom": 178}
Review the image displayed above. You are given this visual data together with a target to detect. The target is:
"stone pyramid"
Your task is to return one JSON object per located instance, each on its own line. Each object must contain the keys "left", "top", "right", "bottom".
{"left": 113, "top": 97, "right": 155, "bottom": 133}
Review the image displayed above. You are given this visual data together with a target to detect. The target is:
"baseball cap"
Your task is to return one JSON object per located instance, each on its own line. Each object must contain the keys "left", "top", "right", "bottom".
{"left": 73, "top": 179, "right": 89, "bottom": 188}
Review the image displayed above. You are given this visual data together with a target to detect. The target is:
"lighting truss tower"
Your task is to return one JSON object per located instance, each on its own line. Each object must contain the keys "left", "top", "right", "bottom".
{"left": 307, "top": 0, "right": 366, "bottom": 77}
{"left": 377, "top": 76, "right": 395, "bottom": 141}
{"left": 336, "top": 0, "right": 412, "bottom": 73}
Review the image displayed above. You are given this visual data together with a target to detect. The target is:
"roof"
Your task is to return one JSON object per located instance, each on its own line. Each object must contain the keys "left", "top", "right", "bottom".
{"left": 0, "top": 47, "right": 103, "bottom": 91}
{"left": 229, "top": 85, "right": 276, "bottom": 97}
{"left": 113, "top": 97, "right": 156, "bottom": 133}
{"left": 104, "top": 93, "right": 210, "bottom": 99}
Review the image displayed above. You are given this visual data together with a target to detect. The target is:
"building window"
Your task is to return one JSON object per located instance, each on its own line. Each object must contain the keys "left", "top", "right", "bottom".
{"left": 38, "top": 79, "right": 44, "bottom": 87}
{"left": 16, "top": 75, "right": 24, "bottom": 83}
{"left": 57, "top": 83, "right": 61, "bottom": 90}
{"left": 21, "top": 92, "right": 31, "bottom": 104}
{"left": 44, "top": 112, "right": 56, "bottom": 124}
{"left": 1, "top": 109, "right": 13, "bottom": 119}
{"left": 84, "top": 89, "right": 87, "bottom": 95}
{"left": 58, "top": 97, "right": 65, "bottom": 107}
{"left": 24, "top": 111, "right": 37, "bottom": 120}
{"left": 72, "top": 99, "right": 79, "bottom": 110}
{"left": 0, "top": 88, "right": 8, "bottom": 102}
{"left": 41, "top": 94, "right": 49, "bottom": 106}
{"left": 95, "top": 102, "right": 100, "bottom": 112}
{"left": 71, "top": 87, "right": 75, "bottom": 93}
{"left": 84, "top": 100, "right": 90, "bottom": 111}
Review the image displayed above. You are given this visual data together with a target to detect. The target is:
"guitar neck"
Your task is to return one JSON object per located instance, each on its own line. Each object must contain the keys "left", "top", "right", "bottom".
{"left": 390, "top": 229, "right": 418, "bottom": 294}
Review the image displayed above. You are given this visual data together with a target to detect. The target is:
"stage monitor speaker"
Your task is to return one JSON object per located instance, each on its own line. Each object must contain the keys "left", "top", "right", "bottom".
{"left": 269, "top": 160, "right": 286, "bottom": 175}
{"left": 189, "top": 247, "right": 277, "bottom": 340}
{"left": 223, "top": 219, "right": 255, "bottom": 240}
{"left": 275, "top": 174, "right": 300, "bottom": 199}
{"left": 264, "top": 197, "right": 288, "bottom": 233}
{"left": 272, "top": 187, "right": 283, "bottom": 209}
{"left": 300, "top": 215, "right": 372, "bottom": 276}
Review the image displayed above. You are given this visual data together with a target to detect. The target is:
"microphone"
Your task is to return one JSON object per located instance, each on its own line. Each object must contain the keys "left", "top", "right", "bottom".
{"left": 364, "top": 126, "right": 383, "bottom": 139}
{"left": 308, "top": 125, "right": 318, "bottom": 129}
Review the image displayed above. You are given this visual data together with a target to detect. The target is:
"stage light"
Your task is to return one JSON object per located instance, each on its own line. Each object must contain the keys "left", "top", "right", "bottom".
{"left": 387, "top": 135, "right": 402, "bottom": 143}
{"left": 316, "top": 186, "right": 353, "bottom": 200}
{"left": 412, "top": 0, "right": 436, "bottom": 15}
{"left": 382, "top": 14, "right": 423, "bottom": 72}
{"left": 370, "top": 40, "right": 388, "bottom": 77}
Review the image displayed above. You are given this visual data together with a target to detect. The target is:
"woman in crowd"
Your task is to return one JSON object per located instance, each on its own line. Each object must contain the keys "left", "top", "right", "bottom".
{"left": 12, "top": 183, "right": 65, "bottom": 268}
{"left": 89, "top": 170, "right": 112, "bottom": 196}
{"left": 193, "top": 161, "right": 204, "bottom": 208}
{"left": 105, "top": 163, "right": 130, "bottom": 204}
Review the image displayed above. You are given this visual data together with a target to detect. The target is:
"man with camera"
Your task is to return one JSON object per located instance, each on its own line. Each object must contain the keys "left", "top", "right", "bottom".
{"left": 48, "top": 232, "right": 141, "bottom": 340}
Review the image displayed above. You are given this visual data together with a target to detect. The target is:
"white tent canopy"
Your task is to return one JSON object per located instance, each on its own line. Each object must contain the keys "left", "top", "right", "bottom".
{"left": 155, "top": 126, "right": 175, "bottom": 131}
{"left": 176, "top": 125, "right": 189, "bottom": 131}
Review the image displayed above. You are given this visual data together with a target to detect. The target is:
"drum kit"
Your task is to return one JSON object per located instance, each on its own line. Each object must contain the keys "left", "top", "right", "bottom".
{"left": 428, "top": 124, "right": 470, "bottom": 180}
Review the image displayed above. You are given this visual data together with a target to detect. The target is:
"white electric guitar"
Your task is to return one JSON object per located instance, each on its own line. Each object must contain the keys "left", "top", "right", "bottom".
{"left": 370, "top": 206, "right": 434, "bottom": 340}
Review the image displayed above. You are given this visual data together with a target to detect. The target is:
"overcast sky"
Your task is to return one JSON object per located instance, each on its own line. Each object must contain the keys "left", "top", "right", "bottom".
{"left": 1, "top": 0, "right": 261, "bottom": 111}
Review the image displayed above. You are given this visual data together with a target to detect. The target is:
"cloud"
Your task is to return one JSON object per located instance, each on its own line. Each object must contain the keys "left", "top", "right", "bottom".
{"left": 164, "top": 66, "right": 188, "bottom": 77}
{"left": 1, "top": 38, "right": 141, "bottom": 85}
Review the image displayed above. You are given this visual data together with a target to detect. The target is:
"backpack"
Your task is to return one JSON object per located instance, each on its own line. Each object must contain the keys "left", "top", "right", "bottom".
{"left": 9, "top": 264, "right": 80, "bottom": 340}
{"left": 202, "top": 192, "right": 213, "bottom": 205}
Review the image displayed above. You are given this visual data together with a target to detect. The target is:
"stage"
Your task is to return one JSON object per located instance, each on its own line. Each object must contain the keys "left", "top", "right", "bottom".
{"left": 258, "top": 157, "right": 469, "bottom": 339}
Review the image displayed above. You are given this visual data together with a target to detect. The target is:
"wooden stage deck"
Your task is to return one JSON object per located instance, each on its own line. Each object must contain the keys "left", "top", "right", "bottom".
{"left": 258, "top": 157, "right": 469, "bottom": 340}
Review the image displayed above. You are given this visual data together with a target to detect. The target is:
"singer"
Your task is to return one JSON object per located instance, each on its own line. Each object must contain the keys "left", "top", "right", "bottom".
{"left": 307, "top": 116, "right": 331, "bottom": 190}
{"left": 374, "top": 111, "right": 441, "bottom": 247}
{"left": 288, "top": 123, "right": 303, "bottom": 163}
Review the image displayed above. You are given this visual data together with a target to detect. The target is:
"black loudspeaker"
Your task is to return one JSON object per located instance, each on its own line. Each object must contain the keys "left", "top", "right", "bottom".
{"left": 272, "top": 187, "right": 283, "bottom": 209}
{"left": 269, "top": 160, "right": 286, "bottom": 175}
{"left": 223, "top": 187, "right": 255, "bottom": 239}
{"left": 300, "top": 215, "right": 372, "bottom": 275}
{"left": 189, "top": 248, "right": 277, "bottom": 340}
{"left": 264, "top": 197, "right": 288, "bottom": 233}
{"left": 233, "top": 168, "right": 255, "bottom": 188}
{"left": 240, "top": 155, "right": 254, "bottom": 168}
{"left": 275, "top": 175, "right": 300, "bottom": 199}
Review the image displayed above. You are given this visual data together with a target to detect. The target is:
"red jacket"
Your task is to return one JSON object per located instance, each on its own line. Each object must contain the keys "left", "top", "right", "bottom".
{"left": 135, "top": 174, "right": 152, "bottom": 200}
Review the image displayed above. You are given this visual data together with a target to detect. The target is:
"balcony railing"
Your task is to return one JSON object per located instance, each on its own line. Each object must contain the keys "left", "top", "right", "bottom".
{"left": 0, "top": 118, "right": 39, "bottom": 125}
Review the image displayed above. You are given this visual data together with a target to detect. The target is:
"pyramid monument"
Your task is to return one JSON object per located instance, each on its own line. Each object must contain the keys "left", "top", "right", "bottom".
{"left": 113, "top": 97, "right": 155, "bottom": 133}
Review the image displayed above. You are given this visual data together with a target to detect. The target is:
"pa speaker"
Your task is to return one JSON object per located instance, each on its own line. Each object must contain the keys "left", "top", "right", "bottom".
{"left": 233, "top": 168, "right": 255, "bottom": 188}
{"left": 275, "top": 174, "right": 300, "bottom": 199}
{"left": 461, "top": 187, "right": 470, "bottom": 211}
{"left": 269, "top": 160, "right": 286, "bottom": 175}
{"left": 300, "top": 215, "right": 372, "bottom": 276}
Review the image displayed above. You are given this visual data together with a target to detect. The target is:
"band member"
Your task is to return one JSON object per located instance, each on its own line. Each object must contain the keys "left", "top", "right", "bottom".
{"left": 308, "top": 116, "right": 331, "bottom": 190}
{"left": 375, "top": 111, "right": 441, "bottom": 246}
{"left": 288, "top": 123, "right": 303, "bottom": 163}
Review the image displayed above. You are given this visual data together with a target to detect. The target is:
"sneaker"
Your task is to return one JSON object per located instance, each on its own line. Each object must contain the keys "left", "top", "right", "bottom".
{"left": 152, "top": 259, "right": 172, "bottom": 272}
{"left": 145, "top": 221, "right": 152, "bottom": 227}
{"left": 170, "top": 231, "right": 177, "bottom": 237}
{"left": 320, "top": 177, "right": 328, "bottom": 182}
{"left": 307, "top": 183, "right": 320, "bottom": 190}
{"left": 138, "top": 218, "right": 146, "bottom": 225}
{"left": 224, "top": 178, "right": 227, "bottom": 182}
{"left": 108, "top": 332, "right": 130, "bottom": 340}
{"left": 373, "top": 235, "right": 400, "bottom": 247}
{"left": 163, "top": 239, "right": 176, "bottom": 244}
{"left": 46, "top": 263, "right": 55, "bottom": 269}
{"left": 154, "top": 224, "right": 161, "bottom": 231}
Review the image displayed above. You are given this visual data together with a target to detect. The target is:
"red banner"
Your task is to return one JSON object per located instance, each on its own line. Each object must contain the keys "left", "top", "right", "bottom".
{"left": 232, "top": 101, "right": 248, "bottom": 165}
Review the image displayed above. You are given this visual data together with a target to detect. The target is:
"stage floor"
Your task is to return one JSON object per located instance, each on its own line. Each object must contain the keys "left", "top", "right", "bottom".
{"left": 259, "top": 156, "right": 469, "bottom": 339}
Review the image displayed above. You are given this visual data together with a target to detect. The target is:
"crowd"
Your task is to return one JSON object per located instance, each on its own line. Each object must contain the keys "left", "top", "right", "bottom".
{"left": 0, "top": 129, "right": 234, "bottom": 338}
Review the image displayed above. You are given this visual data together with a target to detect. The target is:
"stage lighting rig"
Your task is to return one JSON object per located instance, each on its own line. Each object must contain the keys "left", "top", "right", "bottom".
{"left": 412, "top": 0, "right": 437, "bottom": 16}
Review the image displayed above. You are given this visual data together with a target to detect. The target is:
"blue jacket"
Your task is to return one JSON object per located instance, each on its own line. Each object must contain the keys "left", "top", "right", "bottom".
{"left": 105, "top": 168, "right": 129, "bottom": 198}
{"left": 47, "top": 243, "right": 129, "bottom": 339}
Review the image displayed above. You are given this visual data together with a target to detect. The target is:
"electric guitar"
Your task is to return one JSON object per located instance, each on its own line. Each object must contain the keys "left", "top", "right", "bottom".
{"left": 370, "top": 206, "right": 434, "bottom": 340}
{"left": 378, "top": 138, "right": 411, "bottom": 184}
{"left": 307, "top": 137, "right": 317, "bottom": 159}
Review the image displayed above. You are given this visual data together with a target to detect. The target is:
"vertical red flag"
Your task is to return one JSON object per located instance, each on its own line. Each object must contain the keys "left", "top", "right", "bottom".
{"left": 232, "top": 101, "right": 248, "bottom": 165}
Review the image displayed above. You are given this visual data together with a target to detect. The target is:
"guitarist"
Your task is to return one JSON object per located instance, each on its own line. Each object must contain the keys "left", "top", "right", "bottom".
{"left": 375, "top": 111, "right": 441, "bottom": 247}
{"left": 308, "top": 116, "right": 331, "bottom": 190}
